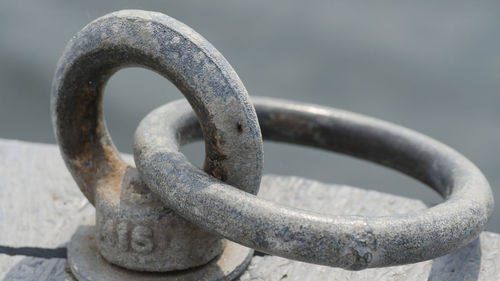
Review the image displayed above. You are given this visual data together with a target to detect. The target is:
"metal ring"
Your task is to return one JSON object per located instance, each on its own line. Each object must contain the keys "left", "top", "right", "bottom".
{"left": 51, "top": 9, "right": 263, "bottom": 272}
{"left": 51, "top": 9, "right": 263, "bottom": 202}
{"left": 134, "top": 97, "right": 493, "bottom": 270}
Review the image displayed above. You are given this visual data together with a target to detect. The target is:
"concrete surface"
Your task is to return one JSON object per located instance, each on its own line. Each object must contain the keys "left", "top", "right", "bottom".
{"left": 1, "top": 138, "right": 499, "bottom": 280}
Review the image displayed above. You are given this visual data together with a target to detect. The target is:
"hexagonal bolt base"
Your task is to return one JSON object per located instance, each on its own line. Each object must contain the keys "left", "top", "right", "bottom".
{"left": 67, "top": 224, "right": 253, "bottom": 281}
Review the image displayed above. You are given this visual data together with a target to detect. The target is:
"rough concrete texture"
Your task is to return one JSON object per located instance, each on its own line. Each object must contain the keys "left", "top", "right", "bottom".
{"left": 51, "top": 10, "right": 263, "bottom": 271}
{"left": 1, "top": 139, "right": 499, "bottom": 280}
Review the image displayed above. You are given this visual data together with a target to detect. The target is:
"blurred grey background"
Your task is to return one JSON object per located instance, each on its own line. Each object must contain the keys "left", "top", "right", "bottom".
{"left": 1, "top": 1, "right": 499, "bottom": 231}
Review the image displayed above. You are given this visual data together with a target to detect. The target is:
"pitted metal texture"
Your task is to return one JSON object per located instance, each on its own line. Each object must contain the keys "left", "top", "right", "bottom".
{"left": 134, "top": 97, "right": 494, "bottom": 270}
{"left": 51, "top": 10, "right": 263, "bottom": 272}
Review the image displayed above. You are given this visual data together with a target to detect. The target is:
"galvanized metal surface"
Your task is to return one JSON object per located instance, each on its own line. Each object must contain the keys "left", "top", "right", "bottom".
{"left": 1, "top": 139, "right": 499, "bottom": 280}
{"left": 51, "top": 10, "right": 263, "bottom": 272}
{"left": 134, "top": 98, "right": 494, "bottom": 270}
{"left": 68, "top": 222, "right": 253, "bottom": 281}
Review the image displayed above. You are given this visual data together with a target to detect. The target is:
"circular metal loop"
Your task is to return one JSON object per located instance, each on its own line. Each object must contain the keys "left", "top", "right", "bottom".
{"left": 51, "top": 10, "right": 263, "bottom": 272}
{"left": 51, "top": 9, "right": 263, "bottom": 203}
{"left": 134, "top": 97, "right": 494, "bottom": 271}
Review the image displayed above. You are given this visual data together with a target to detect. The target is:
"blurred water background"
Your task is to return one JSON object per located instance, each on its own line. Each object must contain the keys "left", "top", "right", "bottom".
{"left": 1, "top": 1, "right": 499, "bottom": 231}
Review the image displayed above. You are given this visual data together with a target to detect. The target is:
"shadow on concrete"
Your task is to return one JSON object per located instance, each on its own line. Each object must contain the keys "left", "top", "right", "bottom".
{"left": 0, "top": 245, "right": 66, "bottom": 259}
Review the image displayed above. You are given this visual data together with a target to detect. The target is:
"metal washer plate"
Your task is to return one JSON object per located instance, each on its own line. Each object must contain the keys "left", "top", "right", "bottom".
{"left": 68, "top": 224, "right": 253, "bottom": 281}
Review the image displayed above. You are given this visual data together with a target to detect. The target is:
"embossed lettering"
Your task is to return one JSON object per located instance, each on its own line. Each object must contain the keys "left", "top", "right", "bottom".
{"left": 131, "top": 225, "right": 154, "bottom": 254}
{"left": 99, "top": 219, "right": 155, "bottom": 254}
{"left": 117, "top": 221, "right": 129, "bottom": 251}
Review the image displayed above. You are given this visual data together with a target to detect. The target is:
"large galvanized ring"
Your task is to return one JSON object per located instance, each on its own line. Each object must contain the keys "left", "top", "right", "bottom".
{"left": 135, "top": 97, "right": 494, "bottom": 271}
{"left": 51, "top": 10, "right": 263, "bottom": 272}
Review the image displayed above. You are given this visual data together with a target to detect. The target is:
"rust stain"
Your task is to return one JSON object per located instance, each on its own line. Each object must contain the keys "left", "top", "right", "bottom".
{"left": 66, "top": 81, "right": 129, "bottom": 203}
{"left": 205, "top": 134, "right": 229, "bottom": 181}
{"left": 236, "top": 122, "right": 243, "bottom": 133}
